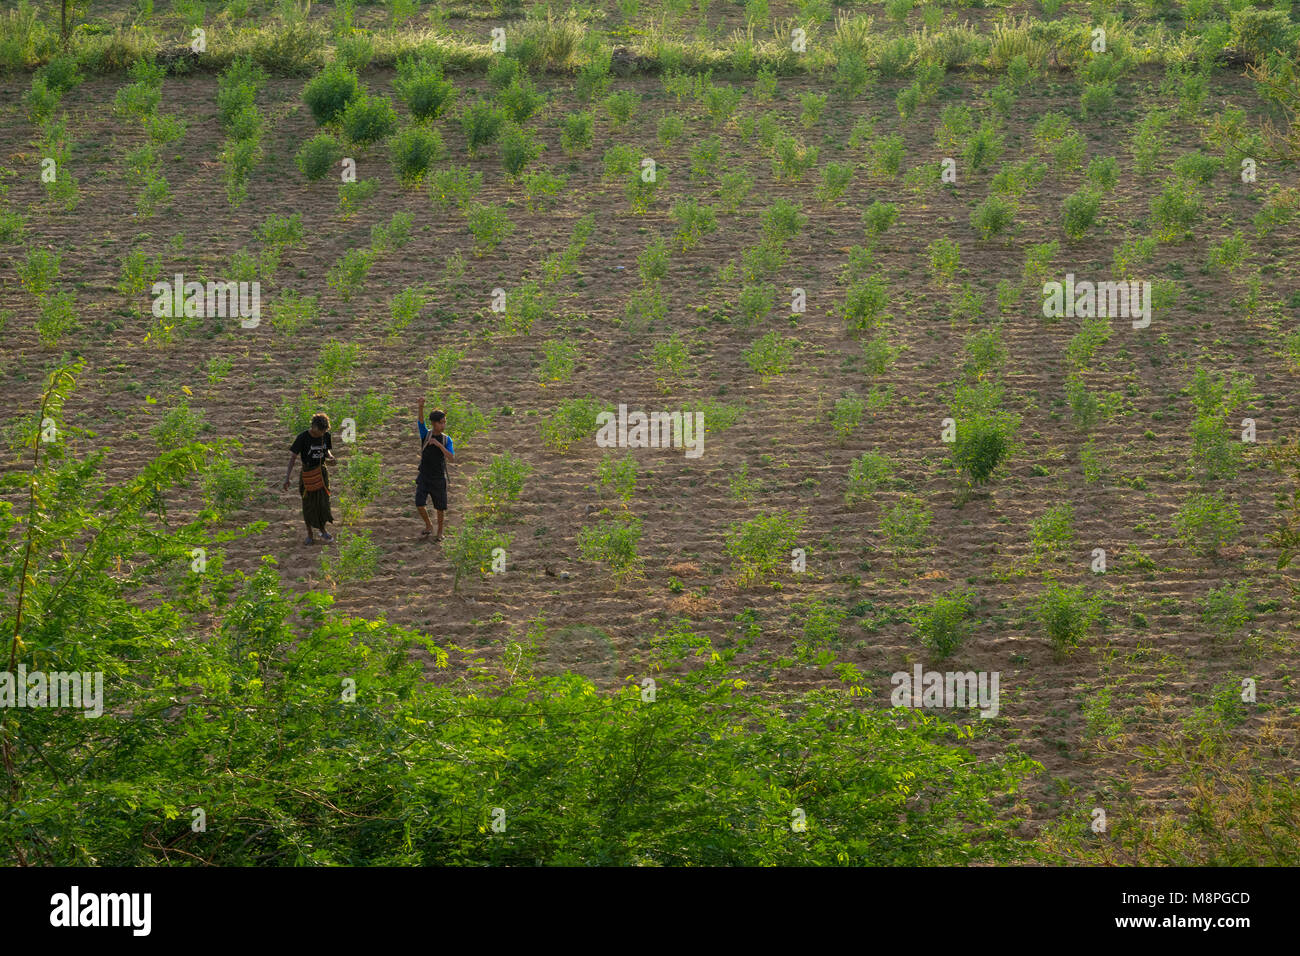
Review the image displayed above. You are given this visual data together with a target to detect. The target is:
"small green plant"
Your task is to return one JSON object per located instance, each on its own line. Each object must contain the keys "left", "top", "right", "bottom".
{"left": 845, "top": 451, "right": 892, "bottom": 504}
{"left": 500, "top": 123, "right": 542, "bottom": 179}
{"left": 1201, "top": 582, "right": 1251, "bottom": 646}
{"left": 729, "top": 462, "right": 763, "bottom": 502}
{"left": 388, "top": 125, "right": 443, "bottom": 186}
{"left": 831, "top": 392, "right": 866, "bottom": 443}
{"left": 387, "top": 286, "right": 426, "bottom": 339}
{"left": 578, "top": 515, "right": 643, "bottom": 578}
{"left": 650, "top": 334, "right": 690, "bottom": 391}
{"left": 326, "top": 247, "right": 374, "bottom": 301}
{"left": 296, "top": 132, "right": 343, "bottom": 181}
{"left": 302, "top": 61, "right": 360, "bottom": 125}
{"left": 270, "top": 290, "right": 318, "bottom": 338}
{"left": 461, "top": 100, "right": 506, "bottom": 156}
{"left": 426, "top": 347, "right": 462, "bottom": 388}
{"left": 881, "top": 495, "right": 932, "bottom": 555}
{"left": 444, "top": 519, "right": 512, "bottom": 592}
{"left": 971, "top": 194, "right": 1018, "bottom": 240}
{"left": 1062, "top": 188, "right": 1101, "bottom": 241}
{"left": 395, "top": 56, "right": 456, "bottom": 120}
{"left": 540, "top": 397, "right": 610, "bottom": 452}
{"left": 951, "top": 411, "right": 1018, "bottom": 487}
{"left": 596, "top": 454, "right": 637, "bottom": 504}
{"left": 561, "top": 111, "right": 594, "bottom": 153}
{"left": 468, "top": 453, "right": 532, "bottom": 517}
{"left": 1173, "top": 491, "right": 1243, "bottom": 555}
{"left": 539, "top": 338, "right": 579, "bottom": 383}
{"left": 914, "top": 588, "right": 976, "bottom": 659}
{"left": 1030, "top": 502, "right": 1076, "bottom": 559}
{"left": 1037, "top": 582, "right": 1101, "bottom": 659}
{"left": 465, "top": 202, "right": 515, "bottom": 255}
{"left": 744, "top": 331, "right": 795, "bottom": 382}
{"left": 928, "top": 237, "right": 960, "bottom": 284}
{"left": 725, "top": 511, "right": 805, "bottom": 586}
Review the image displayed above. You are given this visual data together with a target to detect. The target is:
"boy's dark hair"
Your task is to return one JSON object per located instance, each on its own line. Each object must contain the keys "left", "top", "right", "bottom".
{"left": 429, "top": 410, "right": 446, "bottom": 424}
{"left": 310, "top": 413, "right": 330, "bottom": 431}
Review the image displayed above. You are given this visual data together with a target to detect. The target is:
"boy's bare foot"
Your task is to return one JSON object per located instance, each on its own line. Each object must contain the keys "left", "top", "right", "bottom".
{"left": 420, "top": 528, "right": 432, "bottom": 538}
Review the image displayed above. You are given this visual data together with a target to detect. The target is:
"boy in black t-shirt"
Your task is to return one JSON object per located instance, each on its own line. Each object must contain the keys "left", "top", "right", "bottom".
{"left": 416, "top": 397, "right": 455, "bottom": 541}
{"left": 283, "top": 413, "right": 337, "bottom": 544}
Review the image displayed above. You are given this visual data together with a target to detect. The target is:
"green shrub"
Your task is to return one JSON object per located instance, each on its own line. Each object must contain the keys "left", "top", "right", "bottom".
{"left": 540, "top": 397, "right": 610, "bottom": 452}
{"left": 744, "top": 331, "right": 795, "bottom": 381}
{"left": 341, "top": 93, "right": 398, "bottom": 146}
{"left": 499, "top": 79, "right": 545, "bottom": 124}
{"left": 539, "top": 338, "right": 579, "bottom": 383}
{"left": 1086, "top": 156, "right": 1120, "bottom": 192}
{"left": 296, "top": 132, "right": 343, "bottom": 181}
{"left": 845, "top": 451, "right": 893, "bottom": 504}
{"left": 1062, "top": 188, "right": 1101, "bottom": 241}
{"left": 395, "top": 57, "right": 456, "bottom": 120}
{"left": 843, "top": 276, "right": 891, "bottom": 332}
{"left": 500, "top": 123, "right": 542, "bottom": 179}
{"left": 914, "top": 588, "right": 976, "bottom": 659}
{"left": 468, "top": 453, "right": 532, "bottom": 517}
{"left": 465, "top": 202, "right": 514, "bottom": 255}
{"left": 650, "top": 334, "right": 690, "bottom": 391}
{"left": 36, "top": 289, "right": 76, "bottom": 347}
{"left": 1173, "top": 491, "right": 1243, "bottom": 555}
{"left": 596, "top": 454, "right": 637, "bottom": 504}
{"left": 1037, "top": 582, "right": 1101, "bottom": 658}
{"left": 952, "top": 411, "right": 1017, "bottom": 487}
{"left": 270, "top": 290, "right": 318, "bottom": 338}
{"left": 426, "top": 347, "right": 463, "bottom": 388}
{"left": 326, "top": 248, "right": 374, "bottom": 301}
{"left": 461, "top": 100, "right": 506, "bottom": 156}
{"left": 862, "top": 201, "right": 899, "bottom": 239}
{"left": 388, "top": 125, "right": 443, "bottom": 186}
{"left": 1201, "top": 582, "right": 1251, "bottom": 645}
{"left": 387, "top": 286, "right": 426, "bottom": 339}
{"left": 444, "top": 519, "right": 511, "bottom": 592}
{"left": 831, "top": 392, "right": 866, "bottom": 442}
{"left": 725, "top": 511, "right": 805, "bottom": 586}
{"left": 303, "top": 62, "right": 360, "bottom": 125}
{"left": 578, "top": 516, "right": 644, "bottom": 578}
{"left": 881, "top": 495, "right": 932, "bottom": 554}
{"left": 971, "top": 194, "right": 1018, "bottom": 239}
{"left": 1030, "top": 502, "right": 1076, "bottom": 558}
{"left": 562, "top": 111, "right": 594, "bottom": 153}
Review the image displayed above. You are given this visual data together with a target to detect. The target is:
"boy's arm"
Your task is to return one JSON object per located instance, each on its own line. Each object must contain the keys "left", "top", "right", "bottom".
{"left": 282, "top": 453, "right": 298, "bottom": 490}
{"left": 435, "top": 436, "right": 455, "bottom": 463}
{"left": 417, "top": 397, "right": 428, "bottom": 441}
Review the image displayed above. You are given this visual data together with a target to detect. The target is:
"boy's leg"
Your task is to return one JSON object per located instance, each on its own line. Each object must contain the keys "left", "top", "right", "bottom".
{"left": 416, "top": 476, "right": 435, "bottom": 533}
{"left": 304, "top": 521, "right": 315, "bottom": 544}
{"left": 432, "top": 477, "right": 448, "bottom": 540}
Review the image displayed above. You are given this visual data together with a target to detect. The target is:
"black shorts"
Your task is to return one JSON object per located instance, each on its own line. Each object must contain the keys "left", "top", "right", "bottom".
{"left": 415, "top": 473, "right": 447, "bottom": 511}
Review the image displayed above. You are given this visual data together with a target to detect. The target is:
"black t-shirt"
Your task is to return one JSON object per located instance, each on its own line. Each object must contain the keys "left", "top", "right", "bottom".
{"left": 420, "top": 433, "right": 449, "bottom": 480}
{"left": 291, "top": 430, "right": 332, "bottom": 470}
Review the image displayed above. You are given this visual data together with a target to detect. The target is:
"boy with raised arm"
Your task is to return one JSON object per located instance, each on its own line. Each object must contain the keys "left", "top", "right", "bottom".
{"left": 415, "top": 397, "right": 455, "bottom": 541}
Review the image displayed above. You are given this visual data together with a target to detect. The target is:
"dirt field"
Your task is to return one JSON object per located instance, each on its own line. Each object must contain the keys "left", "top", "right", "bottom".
{"left": 2, "top": 20, "right": 1298, "bottom": 845}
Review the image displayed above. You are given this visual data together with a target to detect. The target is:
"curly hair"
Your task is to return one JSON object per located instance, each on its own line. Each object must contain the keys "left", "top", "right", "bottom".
{"left": 310, "top": 413, "right": 331, "bottom": 432}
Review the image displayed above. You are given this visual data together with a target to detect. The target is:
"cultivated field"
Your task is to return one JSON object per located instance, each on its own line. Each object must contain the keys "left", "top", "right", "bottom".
{"left": 1, "top": 0, "right": 1299, "bottom": 866}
